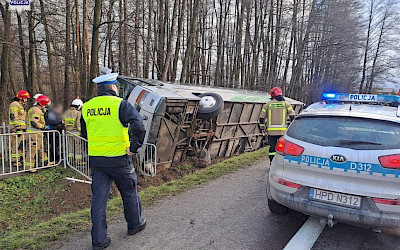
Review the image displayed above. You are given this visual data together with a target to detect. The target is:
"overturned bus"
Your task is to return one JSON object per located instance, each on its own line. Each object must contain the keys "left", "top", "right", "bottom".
{"left": 116, "top": 76, "right": 303, "bottom": 170}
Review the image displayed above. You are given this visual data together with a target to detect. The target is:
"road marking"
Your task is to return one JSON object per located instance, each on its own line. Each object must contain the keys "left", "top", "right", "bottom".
{"left": 283, "top": 217, "right": 326, "bottom": 250}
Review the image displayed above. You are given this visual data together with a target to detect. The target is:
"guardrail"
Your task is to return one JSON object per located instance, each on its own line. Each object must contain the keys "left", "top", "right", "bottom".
{"left": 0, "top": 130, "right": 62, "bottom": 177}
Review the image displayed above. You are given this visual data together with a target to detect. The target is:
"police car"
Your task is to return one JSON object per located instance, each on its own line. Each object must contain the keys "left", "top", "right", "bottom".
{"left": 267, "top": 93, "right": 400, "bottom": 229}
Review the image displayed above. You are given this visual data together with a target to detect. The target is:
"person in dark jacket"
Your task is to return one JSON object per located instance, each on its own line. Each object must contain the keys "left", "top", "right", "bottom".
{"left": 80, "top": 73, "right": 146, "bottom": 250}
{"left": 44, "top": 103, "right": 65, "bottom": 162}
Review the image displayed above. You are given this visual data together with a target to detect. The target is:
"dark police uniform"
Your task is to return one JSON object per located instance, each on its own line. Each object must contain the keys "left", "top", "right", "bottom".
{"left": 81, "top": 80, "right": 146, "bottom": 248}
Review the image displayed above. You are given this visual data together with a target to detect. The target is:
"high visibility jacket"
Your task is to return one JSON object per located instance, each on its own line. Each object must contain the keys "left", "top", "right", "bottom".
{"left": 82, "top": 96, "right": 130, "bottom": 157}
{"left": 259, "top": 99, "right": 295, "bottom": 136}
{"left": 9, "top": 101, "right": 27, "bottom": 131}
{"left": 27, "top": 106, "right": 46, "bottom": 132}
{"left": 63, "top": 107, "right": 81, "bottom": 133}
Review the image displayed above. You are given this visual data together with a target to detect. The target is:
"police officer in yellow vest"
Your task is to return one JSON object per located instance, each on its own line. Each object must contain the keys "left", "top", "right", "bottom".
{"left": 80, "top": 72, "right": 146, "bottom": 250}
{"left": 9, "top": 90, "right": 31, "bottom": 165}
{"left": 259, "top": 87, "right": 295, "bottom": 162}
{"left": 26, "top": 95, "right": 52, "bottom": 172}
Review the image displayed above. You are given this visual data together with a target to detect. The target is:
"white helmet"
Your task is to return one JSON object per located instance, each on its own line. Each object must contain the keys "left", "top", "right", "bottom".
{"left": 33, "top": 93, "right": 43, "bottom": 100}
{"left": 72, "top": 99, "right": 84, "bottom": 109}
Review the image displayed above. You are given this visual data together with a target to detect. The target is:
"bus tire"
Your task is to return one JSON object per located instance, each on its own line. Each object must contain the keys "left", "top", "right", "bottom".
{"left": 197, "top": 93, "right": 224, "bottom": 120}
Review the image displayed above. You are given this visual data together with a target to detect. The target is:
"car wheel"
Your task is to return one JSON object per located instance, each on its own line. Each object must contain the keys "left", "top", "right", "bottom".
{"left": 268, "top": 199, "right": 289, "bottom": 215}
{"left": 196, "top": 93, "right": 224, "bottom": 120}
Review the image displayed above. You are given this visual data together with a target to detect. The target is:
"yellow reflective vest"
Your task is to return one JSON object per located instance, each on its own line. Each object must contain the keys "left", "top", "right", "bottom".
{"left": 9, "top": 101, "right": 27, "bottom": 131}
{"left": 259, "top": 99, "right": 295, "bottom": 136}
{"left": 63, "top": 107, "right": 81, "bottom": 133}
{"left": 26, "top": 106, "right": 45, "bottom": 132}
{"left": 82, "top": 96, "right": 130, "bottom": 157}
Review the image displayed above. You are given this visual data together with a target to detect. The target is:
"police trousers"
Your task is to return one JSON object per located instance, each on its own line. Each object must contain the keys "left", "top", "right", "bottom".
{"left": 91, "top": 164, "right": 142, "bottom": 245}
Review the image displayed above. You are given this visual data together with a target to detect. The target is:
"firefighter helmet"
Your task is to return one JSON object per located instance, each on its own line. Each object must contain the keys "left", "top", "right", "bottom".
{"left": 33, "top": 93, "right": 43, "bottom": 100}
{"left": 270, "top": 87, "right": 283, "bottom": 98}
{"left": 16, "top": 90, "right": 31, "bottom": 100}
{"left": 36, "top": 95, "right": 51, "bottom": 107}
{"left": 72, "top": 98, "right": 84, "bottom": 109}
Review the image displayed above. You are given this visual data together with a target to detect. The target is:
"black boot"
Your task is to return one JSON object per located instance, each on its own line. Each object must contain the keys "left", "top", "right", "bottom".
{"left": 127, "top": 219, "right": 147, "bottom": 236}
{"left": 92, "top": 237, "right": 111, "bottom": 250}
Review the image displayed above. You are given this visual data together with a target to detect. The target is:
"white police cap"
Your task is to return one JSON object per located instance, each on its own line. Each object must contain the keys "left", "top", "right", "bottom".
{"left": 92, "top": 73, "right": 119, "bottom": 85}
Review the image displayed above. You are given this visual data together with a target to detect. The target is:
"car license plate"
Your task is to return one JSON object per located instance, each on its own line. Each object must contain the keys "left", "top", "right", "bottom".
{"left": 309, "top": 188, "right": 361, "bottom": 208}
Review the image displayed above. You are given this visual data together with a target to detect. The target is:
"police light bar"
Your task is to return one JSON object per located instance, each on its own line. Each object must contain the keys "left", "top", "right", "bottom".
{"left": 321, "top": 93, "right": 400, "bottom": 104}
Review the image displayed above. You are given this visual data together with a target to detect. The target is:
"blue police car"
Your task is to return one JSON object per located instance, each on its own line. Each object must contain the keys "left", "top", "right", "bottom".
{"left": 267, "top": 93, "right": 400, "bottom": 229}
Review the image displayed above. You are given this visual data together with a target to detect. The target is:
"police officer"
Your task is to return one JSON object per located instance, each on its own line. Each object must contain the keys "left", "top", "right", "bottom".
{"left": 80, "top": 73, "right": 146, "bottom": 250}
{"left": 26, "top": 95, "right": 52, "bottom": 172}
{"left": 259, "top": 87, "right": 295, "bottom": 162}
{"left": 9, "top": 90, "right": 31, "bottom": 166}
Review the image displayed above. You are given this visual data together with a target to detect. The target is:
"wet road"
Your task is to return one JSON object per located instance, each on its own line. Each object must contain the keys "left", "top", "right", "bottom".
{"left": 52, "top": 160, "right": 400, "bottom": 250}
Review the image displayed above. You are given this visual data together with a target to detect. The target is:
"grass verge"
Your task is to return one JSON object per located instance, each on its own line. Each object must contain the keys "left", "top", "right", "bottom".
{"left": 0, "top": 147, "right": 268, "bottom": 249}
{"left": 0, "top": 167, "right": 85, "bottom": 233}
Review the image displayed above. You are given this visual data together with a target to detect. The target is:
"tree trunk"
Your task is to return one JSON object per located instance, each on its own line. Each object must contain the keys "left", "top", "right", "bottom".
{"left": 162, "top": 0, "right": 180, "bottom": 81}
{"left": 367, "top": 7, "right": 387, "bottom": 94}
{"left": 134, "top": 0, "right": 141, "bottom": 76}
{"left": 64, "top": 0, "right": 72, "bottom": 107}
{"left": 74, "top": 0, "right": 82, "bottom": 97}
{"left": 88, "top": 0, "right": 102, "bottom": 98}
{"left": 171, "top": 0, "right": 185, "bottom": 80}
{"left": 28, "top": 3, "right": 35, "bottom": 95}
{"left": 0, "top": 3, "right": 11, "bottom": 120}
{"left": 82, "top": 0, "right": 90, "bottom": 99}
{"left": 39, "top": 0, "right": 56, "bottom": 98}
{"left": 106, "top": 0, "right": 115, "bottom": 71}
{"left": 180, "top": 0, "right": 200, "bottom": 83}
{"left": 17, "top": 13, "right": 28, "bottom": 89}
{"left": 359, "top": 0, "right": 374, "bottom": 93}
{"left": 119, "top": 0, "right": 124, "bottom": 74}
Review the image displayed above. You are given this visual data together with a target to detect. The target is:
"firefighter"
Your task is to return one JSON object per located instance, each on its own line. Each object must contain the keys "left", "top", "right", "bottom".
{"left": 80, "top": 72, "right": 146, "bottom": 249}
{"left": 25, "top": 95, "right": 52, "bottom": 172}
{"left": 9, "top": 90, "right": 31, "bottom": 166}
{"left": 259, "top": 87, "right": 295, "bottom": 162}
{"left": 64, "top": 98, "right": 84, "bottom": 164}
{"left": 64, "top": 98, "right": 83, "bottom": 134}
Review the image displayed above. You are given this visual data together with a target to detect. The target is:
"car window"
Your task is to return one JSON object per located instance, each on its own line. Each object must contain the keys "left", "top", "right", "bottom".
{"left": 287, "top": 116, "right": 400, "bottom": 150}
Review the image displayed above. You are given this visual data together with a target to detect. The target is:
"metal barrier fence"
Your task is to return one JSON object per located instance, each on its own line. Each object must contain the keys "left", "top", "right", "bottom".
{"left": 64, "top": 131, "right": 90, "bottom": 180}
{"left": 64, "top": 132, "right": 157, "bottom": 180}
{"left": 0, "top": 130, "right": 62, "bottom": 176}
{"left": 0, "top": 127, "right": 157, "bottom": 180}
{"left": 137, "top": 143, "right": 157, "bottom": 177}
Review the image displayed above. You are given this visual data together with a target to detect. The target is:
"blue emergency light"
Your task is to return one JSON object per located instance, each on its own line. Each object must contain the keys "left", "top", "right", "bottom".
{"left": 322, "top": 93, "right": 336, "bottom": 99}
{"left": 321, "top": 93, "right": 400, "bottom": 105}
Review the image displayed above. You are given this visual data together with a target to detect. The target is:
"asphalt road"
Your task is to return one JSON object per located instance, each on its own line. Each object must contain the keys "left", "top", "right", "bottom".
{"left": 52, "top": 160, "right": 400, "bottom": 250}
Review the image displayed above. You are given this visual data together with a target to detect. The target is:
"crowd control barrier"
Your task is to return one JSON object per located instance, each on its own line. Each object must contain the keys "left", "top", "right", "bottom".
{"left": 0, "top": 128, "right": 157, "bottom": 180}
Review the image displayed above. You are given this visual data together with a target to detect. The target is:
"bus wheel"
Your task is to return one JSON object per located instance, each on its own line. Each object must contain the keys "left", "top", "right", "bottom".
{"left": 197, "top": 93, "right": 224, "bottom": 120}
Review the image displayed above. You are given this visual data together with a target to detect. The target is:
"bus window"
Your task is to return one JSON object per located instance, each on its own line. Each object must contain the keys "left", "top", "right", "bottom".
{"left": 117, "top": 78, "right": 136, "bottom": 99}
